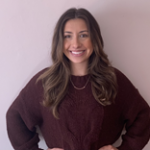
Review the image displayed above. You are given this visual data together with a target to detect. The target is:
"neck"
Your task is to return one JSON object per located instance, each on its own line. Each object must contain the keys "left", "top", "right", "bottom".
{"left": 71, "top": 62, "right": 88, "bottom": 76}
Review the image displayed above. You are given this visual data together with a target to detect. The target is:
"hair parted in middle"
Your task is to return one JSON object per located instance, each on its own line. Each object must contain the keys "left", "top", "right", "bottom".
{"left": 37, "top": 8, "right": 118, "bottom": 118}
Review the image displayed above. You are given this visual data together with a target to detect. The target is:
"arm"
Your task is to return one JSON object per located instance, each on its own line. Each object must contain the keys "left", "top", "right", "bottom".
{"left": 6, "top": 90, "right": 43, "bottom": 150}
{"left": 118, "top": 92, "right": 150, "bottom": 150}
{"left": 98, "top": 69, "right": 150, "bottom": 150}
{"left": 6, "top": 70, "right": 46, "bottom": 150}
{"left": 115, "top": 69, "right": 150, "bottom": 150}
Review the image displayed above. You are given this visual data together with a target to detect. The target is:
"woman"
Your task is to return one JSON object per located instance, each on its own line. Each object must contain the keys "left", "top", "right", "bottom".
{"left": 6, "top": 8, "right": 150, "bottom": 150}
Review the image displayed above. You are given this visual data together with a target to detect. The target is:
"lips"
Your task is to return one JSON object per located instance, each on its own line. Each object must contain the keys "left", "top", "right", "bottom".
{"left": 71, "top": 51, "right": 84, "bottom": 54}
{"left": 69, "top": 50, "right": 86, "bottom": 56}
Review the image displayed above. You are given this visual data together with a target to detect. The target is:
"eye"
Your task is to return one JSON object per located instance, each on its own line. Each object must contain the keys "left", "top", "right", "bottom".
{"left": 80, "top": 34, "right": 88, "bottom": 38}
{"left": 64, "top": 35, "right": 71, "bottom": 39}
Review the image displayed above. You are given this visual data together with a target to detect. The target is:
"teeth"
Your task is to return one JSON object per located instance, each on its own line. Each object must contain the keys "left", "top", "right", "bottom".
{"left": 71, "top": 51, "right": 84, "bottom": 54}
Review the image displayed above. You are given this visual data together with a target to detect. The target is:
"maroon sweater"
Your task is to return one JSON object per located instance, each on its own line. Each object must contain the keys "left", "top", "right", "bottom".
{"left": 6, "top": 68, "right": 150, "bottom": 150}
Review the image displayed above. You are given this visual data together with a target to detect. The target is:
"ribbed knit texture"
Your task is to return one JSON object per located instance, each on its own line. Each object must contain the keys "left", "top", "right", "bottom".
{"left": 6, "top": 68, "right": 150, "bottom": 150}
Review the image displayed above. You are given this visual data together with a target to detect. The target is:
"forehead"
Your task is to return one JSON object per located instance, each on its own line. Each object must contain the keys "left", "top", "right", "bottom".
{"left": 64, "top": 18, "right": 88, "bottom": 32}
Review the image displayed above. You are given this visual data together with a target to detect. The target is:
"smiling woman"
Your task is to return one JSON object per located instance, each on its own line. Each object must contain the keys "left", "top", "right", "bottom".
{"left": 63, "top": 18, "right": 93, "bottom": 75}
{"left": 6, "top": 8, "right": 150, "bottom": 150}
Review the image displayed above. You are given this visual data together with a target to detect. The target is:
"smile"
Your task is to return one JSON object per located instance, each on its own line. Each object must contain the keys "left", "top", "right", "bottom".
{"left": 69, "top": 50, "right": 86, "bottom": 56}
{"left": 71, "top": 51, "right": 84, "bottom": 54}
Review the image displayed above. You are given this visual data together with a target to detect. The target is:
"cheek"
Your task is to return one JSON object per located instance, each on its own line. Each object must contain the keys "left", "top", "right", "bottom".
{"left": 86, "top": 40, "right": 93, "bottom": 51}
{"left": 63, "top": 41, "right": 70, "bottom": 50}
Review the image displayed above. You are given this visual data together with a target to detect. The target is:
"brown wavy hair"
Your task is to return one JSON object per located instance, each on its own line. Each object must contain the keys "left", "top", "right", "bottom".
{"left": 37, "top": 8, "right": 118, "bottom": 118}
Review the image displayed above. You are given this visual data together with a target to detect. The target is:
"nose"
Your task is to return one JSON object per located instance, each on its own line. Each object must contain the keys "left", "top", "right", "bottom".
{"left": 71, "top": 36, "right": 81, "bottom": 49}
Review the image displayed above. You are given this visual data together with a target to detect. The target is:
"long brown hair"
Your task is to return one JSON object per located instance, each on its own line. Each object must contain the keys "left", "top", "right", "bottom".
{"left": 37, "top": 8, "right": 118, "bottom": 118}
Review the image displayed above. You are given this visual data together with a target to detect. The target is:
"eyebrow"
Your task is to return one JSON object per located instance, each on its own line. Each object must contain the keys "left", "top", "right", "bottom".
{"left": 64, "top": 30, "right": 89, "bottom": 34}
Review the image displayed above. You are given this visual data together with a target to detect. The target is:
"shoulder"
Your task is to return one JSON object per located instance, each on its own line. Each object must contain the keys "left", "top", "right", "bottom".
{"left": 113, "top": 68, "right": 149, "bottom": 110}
{"left": 114, "top": 67, "right": 132, "bottom": 83}
{"left": 113, "top": 67, "right": 137, "bottom": 93}
{"left": 24, "top": 67, "right": 49, "bottom": 89}
{"left": 18, "top": 67, "right": 49, "bottom": 103}
{"left": 7, "top": 68, "right": 49, "bottom": 119}
{"left": 27, "top": 67, "right": 49, "bottom": 84}
{"left": 113, "top": 68, "right": 139, "bottom": 106}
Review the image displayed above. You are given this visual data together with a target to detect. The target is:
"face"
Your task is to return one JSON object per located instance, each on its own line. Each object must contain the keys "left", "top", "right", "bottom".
{"left": 63, "top": 18, "right": 93, "bottom": 65}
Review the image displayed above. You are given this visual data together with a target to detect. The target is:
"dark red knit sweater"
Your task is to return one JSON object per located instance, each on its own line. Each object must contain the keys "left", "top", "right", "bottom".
{"left": 6, "top": 68, "right": 150, "bottom": 150}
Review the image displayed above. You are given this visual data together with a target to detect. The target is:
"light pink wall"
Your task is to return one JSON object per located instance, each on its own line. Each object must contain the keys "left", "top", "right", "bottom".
{"left": 0, "top": 0, "right": 150, "bottom": 149}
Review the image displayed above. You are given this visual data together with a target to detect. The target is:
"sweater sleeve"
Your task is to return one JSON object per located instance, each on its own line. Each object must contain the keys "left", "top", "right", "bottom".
{"left": 116, "top": 69, "right": 150, "bottom": 150}
{"left": 6, "top": 69, "right": 46, "bottom": 150}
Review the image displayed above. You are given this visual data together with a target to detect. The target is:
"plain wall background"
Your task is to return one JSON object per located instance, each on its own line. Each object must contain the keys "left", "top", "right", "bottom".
{"left": 0, "top": 0, "right": 150, "bottom": 149}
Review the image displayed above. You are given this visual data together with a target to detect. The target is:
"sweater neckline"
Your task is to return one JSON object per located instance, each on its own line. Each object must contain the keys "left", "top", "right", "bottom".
{"left": 70, "top": 74, "right": 90, "bottom": 89}
{"left": 71, "top": 74, "right": 89, "bottom": 77}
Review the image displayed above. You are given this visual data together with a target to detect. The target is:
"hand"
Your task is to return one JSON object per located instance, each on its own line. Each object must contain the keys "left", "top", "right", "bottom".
{"left": 99, "top": 145, "right": 118, "bottom": 150}
{"left": 47, "top": 148, "right": 64, "bottom": 150}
